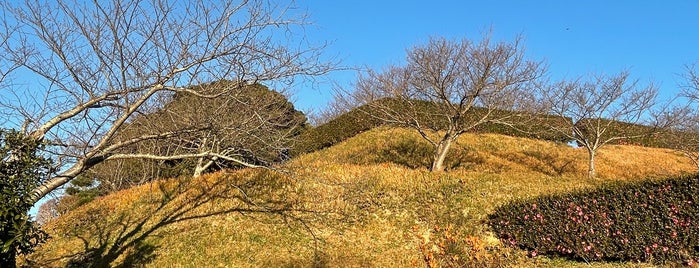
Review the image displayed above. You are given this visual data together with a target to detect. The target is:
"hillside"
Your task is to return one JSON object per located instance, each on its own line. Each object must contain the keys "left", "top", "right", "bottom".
{"left": 290, "top": 102, "right": 697, "bottom": 156}
{"left": 23, "top": 127, "right": 696, "bottom": 267}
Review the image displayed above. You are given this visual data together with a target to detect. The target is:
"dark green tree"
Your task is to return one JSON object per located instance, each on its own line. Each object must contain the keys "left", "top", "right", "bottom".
{"left": 59, "top": 81, "right": 309, "bottom": 210}
{"left": 0, "top": 129, "right": 51, "bottom": 267}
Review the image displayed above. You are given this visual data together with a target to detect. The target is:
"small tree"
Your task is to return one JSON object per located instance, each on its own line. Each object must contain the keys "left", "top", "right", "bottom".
{"left": 671, "top": 62, "right": 699, "bottom": 167}
{"left": 342, "top": 35, "right": 545, "bottom": 171}
{"left": 539, "top": 72, "right": 659, "bottom": 178}
{"left": 0, "top": 129, "right": 51, "bottom": 267}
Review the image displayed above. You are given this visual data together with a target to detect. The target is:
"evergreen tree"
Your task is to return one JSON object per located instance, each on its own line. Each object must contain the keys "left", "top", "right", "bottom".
{"left": 0, "top": 129, "right": 51, "bottom": 267}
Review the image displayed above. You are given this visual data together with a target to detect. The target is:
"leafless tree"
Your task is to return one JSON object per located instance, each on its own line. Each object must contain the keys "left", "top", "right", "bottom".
{"left": 669, "top": 62, "right": 699, "bottom": 167}
{"left": 35, "top": 198, "right": 60, "bottom": 226}
{"left": 539, "top": 72, "right": 660, "bottom": 178}
{"left": 0, "top": 0, "right": 333, "bottom": 205}
{"left": 339, "top": 35, "right": 545, "bottom": 171}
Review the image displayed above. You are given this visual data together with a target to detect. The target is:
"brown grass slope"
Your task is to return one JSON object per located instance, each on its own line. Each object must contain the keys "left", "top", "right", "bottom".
{"left": 23, "top": 127, "right": 696, "bottom": 267}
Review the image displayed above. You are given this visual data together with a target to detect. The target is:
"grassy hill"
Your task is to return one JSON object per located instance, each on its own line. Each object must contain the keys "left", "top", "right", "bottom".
{"left": 292, "top": 99, "right": 687, "bottom": 157}
{"left": 23, "top": 127, "right": 696, "bottom": 267}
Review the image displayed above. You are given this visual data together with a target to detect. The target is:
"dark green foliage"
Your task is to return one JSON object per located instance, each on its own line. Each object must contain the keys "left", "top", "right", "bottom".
{"left": 489, "top": 174, "right": 699, "bottom": 265}
{"left": 293, "top": 106, "right": 382, "bottom": 156}
{"left": 574, "top": 117, "right": 680, "bottom": 148}
{"left": 295, "top": 98, "right": 690, "bottom": 158}
{"left": 0, "top": 129, "right": 51, "bottom": 267}
{"left": 66, "top": 81, "right": 309, "bottom": 204}
{"left": 64, "top": 176, "right": 101, "bottom": 208}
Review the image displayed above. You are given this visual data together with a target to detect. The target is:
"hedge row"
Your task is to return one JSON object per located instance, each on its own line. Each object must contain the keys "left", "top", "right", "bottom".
{"left": 292, "top": 107, "right": 382, "bottom": 156}
{"left": 488, "top": 174, "right": 699, "bottom": 264}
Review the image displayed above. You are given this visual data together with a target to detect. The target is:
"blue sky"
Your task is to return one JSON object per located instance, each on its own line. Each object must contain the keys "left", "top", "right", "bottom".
{"left": 291, "top": 0, "right": 699, "bottom": 114}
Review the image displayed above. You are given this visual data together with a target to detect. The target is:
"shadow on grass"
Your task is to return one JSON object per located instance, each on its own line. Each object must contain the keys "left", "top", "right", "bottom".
{"left": 495, "top": 149, "right": 580, "bottom": 176}
{"left": 371, "top": 138, "right": 486, "bottom": 171}
{"left": 25, "top": 169, "right": 326, "bottom": 267}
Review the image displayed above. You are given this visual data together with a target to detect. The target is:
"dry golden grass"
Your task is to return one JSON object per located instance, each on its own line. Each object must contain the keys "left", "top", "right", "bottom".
{"left": 23, "top": 127, "right": 696, "bottom": 267}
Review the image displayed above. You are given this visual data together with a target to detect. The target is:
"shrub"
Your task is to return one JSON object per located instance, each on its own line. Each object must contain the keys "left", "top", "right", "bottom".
{"left": 294, "top": 98, "right": 689, "bottom": 158}
{"left": 488, "top": 174, "right": 699, "bottom": 265}
{"left": 0, "top": 129, "right": 51, "bottom": 266}
{"left": 292, "top": 105, "right": 381, "bottom": 156}
{"left": 292, "top": 101, "right": 571, "bottom": 157}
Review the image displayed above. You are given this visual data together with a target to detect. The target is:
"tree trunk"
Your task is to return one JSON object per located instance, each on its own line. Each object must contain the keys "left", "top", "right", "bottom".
{"left": 193, "top": 157, "right": 215, "bottom": 178}
{"left": 193, "top": 158, "right": 207, "bottom": 178}
{"left": 587, "top": 148, "right": 596, "bottom": 179}
{"left": 430, "top": 137, "right": 453, "bottom": 172}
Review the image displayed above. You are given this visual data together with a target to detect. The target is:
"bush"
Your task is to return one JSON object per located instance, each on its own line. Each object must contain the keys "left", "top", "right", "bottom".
{"left": 294, "top": 98, "right": 691, "bottom": 158}
{"left": 292, "top": 106, "right": 382, "bottom": 156}
{"left": 0, "top": 129, "right": 51, "bottom": 266}
{"left": 488, "top": 174, "right": 699, "bottom": 265}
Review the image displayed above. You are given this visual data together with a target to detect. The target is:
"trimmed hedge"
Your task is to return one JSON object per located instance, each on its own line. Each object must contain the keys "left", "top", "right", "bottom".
{"left": 292, "top": 107, "right": 382, "bottom": 156}
{"left": 488, "top": 174, "right": 699, "bottom": 264}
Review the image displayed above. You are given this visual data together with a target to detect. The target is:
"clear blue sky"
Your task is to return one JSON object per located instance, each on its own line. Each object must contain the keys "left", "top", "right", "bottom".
{"left": 291, "top": 0, "right": 699, "bottom": 114}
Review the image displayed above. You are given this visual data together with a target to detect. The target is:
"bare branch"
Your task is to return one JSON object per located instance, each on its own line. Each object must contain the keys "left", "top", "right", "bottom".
{"left": 105, "top": 152, "right": 267, "bottom": 169}
{"left": 0, "top": 0, "right": 333, "bottom": 204}
{"left": 539, "top": 71, "right": 660, "bottom": 178}
{"left": 336, "top": 34, "right": 545, "bottom": 171}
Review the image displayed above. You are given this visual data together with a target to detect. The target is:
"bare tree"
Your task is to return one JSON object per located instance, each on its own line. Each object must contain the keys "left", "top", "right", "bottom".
{"left": 340, "top": 35, "right": 545, "bottom": 171}
{"left": 35, "top": 198, "right": 60, "bottom": 226}
{"left": 0, "top": 0, "right": 333, "bottom": 205}
{"left": 539, "top": 72, "right": 660, "bottom": 178}
{"left": 670, "top": 62, "right": 699, "bottom": 167}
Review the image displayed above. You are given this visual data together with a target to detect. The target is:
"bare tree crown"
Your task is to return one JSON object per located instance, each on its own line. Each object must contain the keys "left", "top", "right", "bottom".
{"left": 0, "top": 0, "right": 333, "bottom": 203}
{"left": 341, "top": 34, "right": 545, "bottom": 171}
{"left": 540, "top": 71, "right": 659, "bottom": 178}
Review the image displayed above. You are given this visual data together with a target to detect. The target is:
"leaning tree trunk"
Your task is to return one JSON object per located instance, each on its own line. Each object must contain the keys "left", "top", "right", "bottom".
{"left": 193, "top": 158, "right": 207, "bottom": 178}
{"left": 430, "top": 136, "right": 454, "bottom": 172}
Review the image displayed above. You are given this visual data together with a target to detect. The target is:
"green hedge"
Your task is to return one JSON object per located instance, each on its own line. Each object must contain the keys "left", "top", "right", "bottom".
{"left": 488, "top": 174, "right": 699, "bottom": 265}
{"left": 292, "top": 107, "right": 382, "bottom": 156}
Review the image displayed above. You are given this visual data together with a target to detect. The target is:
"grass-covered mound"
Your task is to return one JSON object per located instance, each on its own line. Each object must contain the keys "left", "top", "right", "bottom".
{"left": 489, "top": 174, "right": 699, "bottom": 265}
{"left": 299, "top": 127, "right": 692, "bottom": 179}
{"left": 23, "top": 128, "right": 697, "bottom": 267}
{"left": 293, "top": 99, "right": 690, "bottom": 157}
{"left": 292, "top": 101, "right": 573, "bottom": 157}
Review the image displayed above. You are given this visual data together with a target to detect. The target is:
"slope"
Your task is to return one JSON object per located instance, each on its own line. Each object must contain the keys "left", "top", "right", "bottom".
{"left": 22, "top": 127, "right": 696, "bottom": 267}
